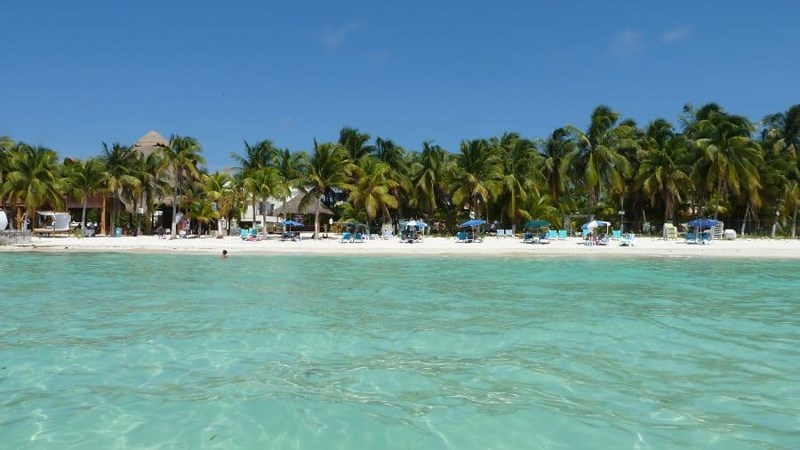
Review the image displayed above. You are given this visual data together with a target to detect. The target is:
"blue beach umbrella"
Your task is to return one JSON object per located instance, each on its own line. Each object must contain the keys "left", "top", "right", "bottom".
{"left": 402, "top": 220, "right": 429, "bottom": 228}
{"left": 460, "top": 219, "right": 487, "bottom": 228}
{"left": 687, "top": 218, "right": 719, "bottom": 229}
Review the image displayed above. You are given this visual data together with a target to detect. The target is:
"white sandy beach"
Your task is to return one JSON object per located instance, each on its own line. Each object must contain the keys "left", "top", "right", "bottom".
{"left": 3, "top": 233, "right": 800, "bottom": 258}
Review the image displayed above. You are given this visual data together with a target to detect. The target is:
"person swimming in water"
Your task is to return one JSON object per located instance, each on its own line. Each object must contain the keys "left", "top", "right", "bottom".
{"left": 221, "top": 249, "right": 228, "bottom": 258}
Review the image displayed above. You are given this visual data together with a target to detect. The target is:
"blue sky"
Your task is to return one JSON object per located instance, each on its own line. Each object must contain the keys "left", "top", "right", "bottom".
{"left": 2, "top": 1, "right": 798, "bottom": 170}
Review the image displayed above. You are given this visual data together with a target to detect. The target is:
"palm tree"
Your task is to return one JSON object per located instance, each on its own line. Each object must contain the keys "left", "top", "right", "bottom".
{"left": 274, "top": 148, "right": 307, "bottom": 208}
{"left": 0, "top": 136, "right": 15, "bottom": 209}
{"left": 684, "top": 103, "right": 763, "bottom": 227}
{"left": 374, "top": 137, "right": 411, "bottom": 223}
{"left": 564, "top": 105, "right": 634, "bottom": 214}
{"left": 101, "top": 142, "right": 139, "bottom": 235}
{"left": 160, "top": 135, "right": 206, "bottom": 238}
{"left": 539, "top": 128, "right": 575, "bottom": 204}
{"left": 493, "top": 133, "right": 542, "bottom": 233}
{"left": 301, "top": 141, "right": 352, "bottom": 238}
{"left": 204, "top": 171, "right": 236, "bottom": 235}
{"left": 230, "top": 139, "right": 278, "bottom": 171}
{"left": 638, "top": 123, "right": 692, "bottom": 222}
{"left": 412, "top": 141, "right": 452, "bottom": 218}
{"left": 761, "top": 104, "right": 800, "bottom": 155}
{"left": 138, "top": 151, "right": 170, "bottom": 235}
{"left": 338, "top": 127, "right": 373, "bottom": 160}
{"left": 450, "top": 138, "right": 502, "bottom": 220}
{"left": 348, "top": 155, "right": 399, "bottom": 230}
{"left": 0, "top": 143, "right": 63, "bottom": 230}
{"left": 231, "top": 139, "right": 280, "bottom": 229}
{"left": 242, "top": 167, "right": 286, "bottom": 232}
{"left": 63, "top": 157, "right": 108, "bottom": 232}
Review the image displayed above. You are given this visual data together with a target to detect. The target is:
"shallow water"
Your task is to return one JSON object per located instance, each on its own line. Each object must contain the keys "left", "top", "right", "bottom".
{"left": 1, "top": 253, "right": 799, "bottom": 449}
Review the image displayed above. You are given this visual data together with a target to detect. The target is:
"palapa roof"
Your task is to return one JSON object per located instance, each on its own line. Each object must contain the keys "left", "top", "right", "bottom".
{"left": 133, "top": 130, "right": 168, "bottom": 156}
{"left": 273, "top": 193, "right": 334, "bottom": 216}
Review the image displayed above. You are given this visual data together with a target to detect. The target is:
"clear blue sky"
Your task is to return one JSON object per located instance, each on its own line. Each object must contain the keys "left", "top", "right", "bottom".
{"left": 2, "top": 1, "right": 798, "bottom": 170}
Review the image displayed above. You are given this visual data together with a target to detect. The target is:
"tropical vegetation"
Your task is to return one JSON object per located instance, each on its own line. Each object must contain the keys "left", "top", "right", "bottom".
{"left": 2, "top": 102, "right": 800, "bottom": 237}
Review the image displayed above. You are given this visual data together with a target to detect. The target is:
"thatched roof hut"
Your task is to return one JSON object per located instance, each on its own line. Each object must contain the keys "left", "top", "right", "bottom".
{"left": 274, "top": 193, "right": 334, "bottom": 216}
{"left": 133, "top": 130, "right": 168, "bottom": 156}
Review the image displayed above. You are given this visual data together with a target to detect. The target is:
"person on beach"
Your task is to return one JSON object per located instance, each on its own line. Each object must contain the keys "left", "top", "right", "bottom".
{"left": 156, "top": 225, "right": 164, "bottom": 239}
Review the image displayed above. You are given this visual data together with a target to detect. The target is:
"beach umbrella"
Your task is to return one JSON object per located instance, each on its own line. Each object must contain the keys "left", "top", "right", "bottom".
{"left": 581, "top": 220, "right": 611, "bottom": 230}
{"left": 280, "top": 219, "right": 304, "bottom": 233}
{"left": 687, "top": 218, "right": 719, "bottom": 229}
{"left": 460, "top": 219, "right": 487, "bottom": 228}
{"left": 525, "top": 219, "right": 550, "bottom": 230}
{"left": 403, "top": 220, "right": 429, "bottom": 228}
{"left": 344, "top": 220, "right": 365, "bottom": 231}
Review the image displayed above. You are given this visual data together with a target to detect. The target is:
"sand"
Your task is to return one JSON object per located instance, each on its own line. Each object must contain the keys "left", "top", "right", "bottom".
{"left": 3, "top": 233, "right": 800, "bottom": 259}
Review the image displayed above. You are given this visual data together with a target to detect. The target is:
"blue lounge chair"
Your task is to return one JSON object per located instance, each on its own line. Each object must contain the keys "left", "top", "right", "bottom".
{"left": 456, "top": 231, "right": 470, "bottom": 243}
{"left": 612, "top": 229, "right": 622, "bottom": 239}
{"left": 558, "top": 230, "right": 567, "bottom": 239}
{"left": 353, "top": 232, "right": 364, "bottom": 243}
{"left": 522, "top": 232, "right": 535, "bottom": 244}
{"left": 240, "top": 228, "right": 250, "bottom": 240}
{"left": 547, "top": 229, "right": 558, "bottom": 240}
{"left": 340, "top": 232, "right": 351, "bottom": 243}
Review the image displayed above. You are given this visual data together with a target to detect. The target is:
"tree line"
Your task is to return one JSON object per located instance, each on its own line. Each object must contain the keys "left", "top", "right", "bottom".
{"left": 1, "top": 102, "right": 799, "bottom": 237}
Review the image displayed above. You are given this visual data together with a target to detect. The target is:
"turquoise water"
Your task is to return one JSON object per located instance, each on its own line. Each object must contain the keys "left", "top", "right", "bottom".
{"left": 1, "top": 253, "right": 799, "bottom": 449}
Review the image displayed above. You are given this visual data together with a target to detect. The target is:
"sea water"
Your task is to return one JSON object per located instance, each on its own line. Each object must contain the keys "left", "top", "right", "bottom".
{"left": 1, "top": 253, "right": 798, "bottom": 449}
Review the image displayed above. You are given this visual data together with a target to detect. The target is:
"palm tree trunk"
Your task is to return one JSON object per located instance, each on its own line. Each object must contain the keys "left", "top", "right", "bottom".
{"left": 314, "top": 195, "right": 321, "bottom": 239}
{"left": 171, "top": 185, "right": 178, "bottom": 238}
{"left": 80, "top": 195, "right": 88, "bottom": 233}
{"left": 100, "top": 196, "right": 107, "bottom": 236}
{"left": 740, "top": 203, "right": 749, "bottom": 236}
{"left": 792, "top": 206, "right": 797, "bottom": 238}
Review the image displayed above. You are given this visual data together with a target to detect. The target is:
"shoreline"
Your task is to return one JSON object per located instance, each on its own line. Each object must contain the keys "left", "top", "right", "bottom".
{"left": 3, "top": 234, "right": 800, "bottom": 259}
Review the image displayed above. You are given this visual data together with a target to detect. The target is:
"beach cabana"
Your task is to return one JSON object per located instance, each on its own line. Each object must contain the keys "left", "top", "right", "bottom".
{"left": 34, "top": 211, "right": 72, "bottom": 236}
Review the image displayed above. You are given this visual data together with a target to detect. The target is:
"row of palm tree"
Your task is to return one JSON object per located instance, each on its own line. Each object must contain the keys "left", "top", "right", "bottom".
{"left": 2, "top": 102, "right": 799, "bottom": 237}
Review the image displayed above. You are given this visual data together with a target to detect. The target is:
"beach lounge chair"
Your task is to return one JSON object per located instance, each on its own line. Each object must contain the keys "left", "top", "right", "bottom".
{"left": 558, "top": 230, "right": 567, "bottom": 239}
{"left": 456, "top": 231, "right": 470, "bottom": 243}
{"left": 620, "top": 233, "right": 636, "bottom": 246}
{"left": 522, "top": 232, "right": 536, "bottom": 244}
{"left": 538, "top": 232, "right": 551, "bottom": 244}
{"left": 353, "top": 232, "right": 364, "bottom": 243}
{"left": 663, "top": 223, "right": 678, "bottom": 240}
{"left": 240, "top": 229, "right": 250, "bottom": 240}
{"left": 612, "top": 229, "right": 622, "bottom": 239}
{"left": 340, "top": 232, "right": 351, "bottom": 243}
{"left": 547, "top": 230, "right": 558, "bottom": 240}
